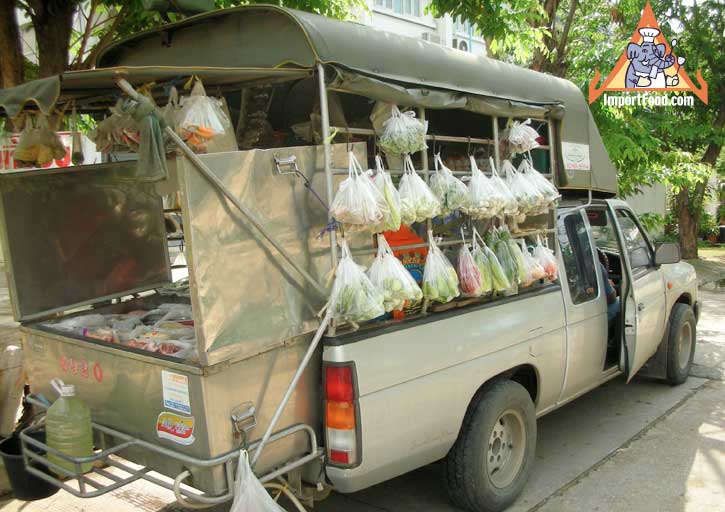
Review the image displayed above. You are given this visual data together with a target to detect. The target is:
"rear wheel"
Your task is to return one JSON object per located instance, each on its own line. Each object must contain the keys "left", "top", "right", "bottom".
{"left": 443, "top": 380, "right": 536, "bottom": 512}
{"left": 666, "top": 304, "right": 696, "bottom": 385}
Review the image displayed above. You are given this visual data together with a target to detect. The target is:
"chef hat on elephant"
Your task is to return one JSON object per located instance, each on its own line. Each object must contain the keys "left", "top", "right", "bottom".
{"left": 639, "top": 27, "right": 660, "bottom": 43}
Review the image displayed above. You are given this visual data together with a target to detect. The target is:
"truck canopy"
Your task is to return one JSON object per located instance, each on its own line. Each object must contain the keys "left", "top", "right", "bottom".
{"left": 0, "top": 5, "right": 616, "bottom": 195}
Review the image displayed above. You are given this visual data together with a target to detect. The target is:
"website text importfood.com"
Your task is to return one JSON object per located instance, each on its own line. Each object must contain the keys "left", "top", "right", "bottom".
{"left": 602, "top": 93, "right": 695, "bottom": 108}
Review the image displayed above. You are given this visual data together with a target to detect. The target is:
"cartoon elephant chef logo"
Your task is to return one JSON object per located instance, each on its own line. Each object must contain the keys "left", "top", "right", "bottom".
{"left": 589, "top": 2, "right": 707, "bottom": 104}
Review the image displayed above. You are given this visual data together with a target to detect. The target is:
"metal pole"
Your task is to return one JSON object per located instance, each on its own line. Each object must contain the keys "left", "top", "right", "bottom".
{"left": 419, "top": 107, "right": 431, "bottom": 315}
{"left": 114, "top": 77, "right": 327, "bottom": 298}
{"left": 492, "top": 116, "right": 501, "bottom": 170}
{"left": 317, "top": 63, "right": 338, "bottom": 270}
{"left": 251, "top": 308, "right": 334, "bottom": 467}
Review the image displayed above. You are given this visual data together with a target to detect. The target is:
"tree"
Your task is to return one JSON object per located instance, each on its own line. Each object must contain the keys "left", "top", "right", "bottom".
{"left": 0, "top": 0, "right": 24, "bottom": 87}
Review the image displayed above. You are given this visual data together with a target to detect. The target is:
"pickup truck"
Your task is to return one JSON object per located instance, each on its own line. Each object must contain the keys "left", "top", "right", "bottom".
{"left": 322, "top": 198, "right": 698, "bottom": 511}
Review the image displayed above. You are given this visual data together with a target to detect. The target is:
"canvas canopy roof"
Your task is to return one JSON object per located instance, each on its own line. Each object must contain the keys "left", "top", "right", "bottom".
{"left": 0, "top": 4, "right": 616, "bottom": 194}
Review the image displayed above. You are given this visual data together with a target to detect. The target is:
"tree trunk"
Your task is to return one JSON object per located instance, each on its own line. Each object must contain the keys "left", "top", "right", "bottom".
{"left": 28, "top": 0, "right": 78, "bottom": 78}
{"left": 0, "top": 0, "right": 24, "bottom": 87}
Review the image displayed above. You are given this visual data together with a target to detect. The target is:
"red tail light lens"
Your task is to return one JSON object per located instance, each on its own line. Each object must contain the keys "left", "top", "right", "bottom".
{"left": 325, "top": 366, "right": 353, "bottom": 402}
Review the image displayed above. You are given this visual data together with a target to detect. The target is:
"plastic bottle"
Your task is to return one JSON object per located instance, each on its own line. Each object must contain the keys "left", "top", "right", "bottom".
{"left": 46, "top": 379, "right": 93, "bottom": 474}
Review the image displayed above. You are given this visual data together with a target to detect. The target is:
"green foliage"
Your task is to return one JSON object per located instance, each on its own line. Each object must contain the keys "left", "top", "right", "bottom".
{"left": 699, "top": 212, "right": 719, "bottom": 238}
{"left": 638, "top": 212, "right": 665, "bottom": 234}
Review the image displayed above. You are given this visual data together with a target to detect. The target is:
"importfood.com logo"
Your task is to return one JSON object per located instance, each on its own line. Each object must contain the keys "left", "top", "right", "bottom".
{"left": 588, "top": 2, "right": 708, "bottom": 106}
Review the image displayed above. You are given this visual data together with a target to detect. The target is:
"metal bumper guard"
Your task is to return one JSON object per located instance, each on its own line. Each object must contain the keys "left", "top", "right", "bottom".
{"left": 20, "top": 396, "right": 323, "bottom": 507}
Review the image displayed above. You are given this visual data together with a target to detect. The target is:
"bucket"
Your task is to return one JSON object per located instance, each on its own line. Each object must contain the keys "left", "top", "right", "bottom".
{"left": 0, "top": 434, "right": 59, "bottom": 500}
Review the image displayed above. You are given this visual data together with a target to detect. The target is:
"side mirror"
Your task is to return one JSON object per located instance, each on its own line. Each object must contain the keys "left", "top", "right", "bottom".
{"left": 654, "top": 243, "right": 681, "bottom": 265}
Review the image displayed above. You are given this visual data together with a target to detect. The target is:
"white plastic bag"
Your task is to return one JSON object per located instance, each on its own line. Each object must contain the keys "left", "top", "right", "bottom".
{"left": 422, "top": 232, "right": 460, "bottom": 303}
{"left": 457, "top": 231, "right": 483, "bottom": 297}
{"left": 372, "top": 155, "right": 402, "bottom": 232}
{"left": 14, "top": 115, "right": 67, "bottom": 166}
{"left": 519, "top": 240, "right": 546, "bottom": 287}
{"left": 519, "top": 158, "right": 560, "bottom": 213}
{"left": 487, "top": 158, "right": 519, "bottom": 218}
{"left": 368, "top": 234, "right": 422, "bottom": 311}
{"left": 330, "top": 239, "right": 385, "bottom": 322}
{"left": 229, "top": 450, "right": 285, "bottom": 512}
{"left": 503, "top": 118, "right": 540, "bottom": 154}
{"left": 503, "top": 159, "right": 544, "bottom": 218}
{"left": 470, "top": 228, "right": 493, "bottom": 295}
{"left": 178, "top": 78, "right": 229, "bottom": 152}
{"left": 398, "top": 155, "right": 441, "bottom": 224}
{"left": 534, "top": 235, "right": 558, "bottom": 281}
{"left": 430, "top": 154, "right": 468, "bottom": 214}
{"left": 331, "top": 152, "right": 389, "bottom": 230}
{"left": 464, "top": 156, "right": 502, "bottom": 219}
{"left": 379, "top": 105, "right": 428, "bottom": 155}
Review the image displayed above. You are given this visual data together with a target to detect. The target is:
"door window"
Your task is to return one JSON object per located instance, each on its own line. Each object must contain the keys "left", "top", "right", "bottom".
{"left": 558, "top": 212, "right": 599, "bottom": 304}
{"left": 615, "top": 210, "right": 653, "bottom": 270}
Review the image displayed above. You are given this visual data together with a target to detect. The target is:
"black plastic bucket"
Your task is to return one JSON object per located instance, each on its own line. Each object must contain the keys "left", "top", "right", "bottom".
{"left": 0, "top": 434, "right": 59, "bottom": 501}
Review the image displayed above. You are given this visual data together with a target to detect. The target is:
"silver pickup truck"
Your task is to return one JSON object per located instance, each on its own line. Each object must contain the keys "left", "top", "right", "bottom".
{"left": 323, "top": 198, "right": 698, "bottom": 511}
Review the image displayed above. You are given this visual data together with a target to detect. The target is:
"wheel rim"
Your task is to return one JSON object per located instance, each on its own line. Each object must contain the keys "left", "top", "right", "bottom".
{"left": 485, "top": 409, "right": 526, "bottom": 489}
{"left": 678, "top": 321, "right": 693, "bottom": 372}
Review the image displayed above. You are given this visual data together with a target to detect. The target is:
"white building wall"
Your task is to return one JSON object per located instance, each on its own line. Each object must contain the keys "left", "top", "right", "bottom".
{"left": 626, "top": 183, "right": 668, "bottom": 234}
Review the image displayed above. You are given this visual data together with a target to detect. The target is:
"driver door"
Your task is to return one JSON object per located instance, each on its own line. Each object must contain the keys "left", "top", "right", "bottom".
{"left": 607, "top": 202, "right": 667, "bottom": 381}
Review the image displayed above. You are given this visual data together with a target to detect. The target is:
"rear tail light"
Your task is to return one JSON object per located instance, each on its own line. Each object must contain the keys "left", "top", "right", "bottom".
{"left": 324, "top": 364, "right": 359, "bottom": 467}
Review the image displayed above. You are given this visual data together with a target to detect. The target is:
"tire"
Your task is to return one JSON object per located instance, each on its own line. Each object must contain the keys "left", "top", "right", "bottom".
{"left": 443, "top": 380, "right": 536, "bottom": 512}
{"left": 666, "top": 303, "right": 696, "bottom": 385}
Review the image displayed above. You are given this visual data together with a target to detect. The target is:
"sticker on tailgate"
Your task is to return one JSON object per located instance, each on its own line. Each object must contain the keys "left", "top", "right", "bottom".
{"left": 157, "top": 412, "right": 195, "bottom": 445}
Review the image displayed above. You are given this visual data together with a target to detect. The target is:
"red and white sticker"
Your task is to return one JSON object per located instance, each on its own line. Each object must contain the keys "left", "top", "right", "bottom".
{"left": 156, "top": 412, "right": 195, "bottom": 446}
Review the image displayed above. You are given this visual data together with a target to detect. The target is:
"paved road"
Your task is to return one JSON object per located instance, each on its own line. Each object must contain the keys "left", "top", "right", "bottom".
{"left": 1, "top": 291, "right": 723, "bottom": 512}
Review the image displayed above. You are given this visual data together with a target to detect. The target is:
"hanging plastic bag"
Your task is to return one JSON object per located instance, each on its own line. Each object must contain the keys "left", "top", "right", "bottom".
{"left": 14, "top": 115, "right": 66, "bottom": 167}
{"left": 178, "top": 78, "right": 229, "bottom": 152}
{"left": 90, "top": 99, "right": 140, "bottom": 153}
{"left": 464, "top": 156, "right": 502, "bottom": 219}
{"left": 473, "top": 228, "right": 510, "bottom": 293}
{"left": 330, "top": 152, "right": 388, "bottom": 231}
{"left": 471, "top": 228, "right": 492, "bottom": 295}
{"left": 503, "top": 118, "right": 540, "bottom": 154}
{"left": 503, "top": 159, "right": 544, "bottom": 218}
{"left": 430, "top": 154, "right": 468, "bottom": 215}
{"left": 398, "top": 155, "right": 441, "bottom": 224}
{"left": 534, "top": 235, "right": 558, "bottom": 281}
{"left": 488, "top": 227, "right": 520, "bottom": 289}
{"left": 519, "top": 240, "right": 546, "bottom": 287}
{"left": 519, "top": 158, "right": 560, "bottom": 213}
{"left": 70, "top": 107, "right": 84, "bottom": 165}
{"left": 379, "top": 105, "right": 428, "bottom": 155}
{"left": 457, "top": 231, "right": 483, "bottom": 297}
{"left": 162, "top": 86, "right": 181, "bottom": 131}
{"left": 0, "top": 118, "right": 9, "bottom": 170}
{"left": 330, "top": 239, "right": 385, "bottom": 323}
{"left": 368, "top": 234, "right": 423, "bottom": 311}
{"left": 229, "top": 450, "right": 286, "bottom": 512}
{"left": 422, "top": 232, "right": 460, "bottom": 303}
{"left": 487, "top": 158, "right": 519, "bottom": 218}
{"left": 372, "top": 155, "right": 402, "bottom": 232}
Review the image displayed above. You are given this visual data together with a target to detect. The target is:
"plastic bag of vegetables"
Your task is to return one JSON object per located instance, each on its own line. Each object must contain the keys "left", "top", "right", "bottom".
{"left": 329, "top": 239, "right": 385, "bottom": 322}
{"left": 533, "top": 235, "right": 558, "bottom": 281}
{"left": 430, "top": 154, "right": 468, "bottom": 215}
{"left": 488, "top": 227, "right": 520, "bottom": 289}
{"left": 457, "top": 231, "right": 483, "bottom": 297}
{"left": 14, "top": 115, "right": 67, "bottom": 167}
{"left": 503, "top": 159, "right": 544, "bottom": 218}
{"left": 178, "top": 78, "right": 229, "bottom": 152}
{"left": 331, "top": 152, "right": 389, "bottom": 231}
{"left": 503, "top": 118, "right": 540, "bottom": 154}
{"left": 519, "top": 158, "right": 560, "bottom": 213}
{"left": 398, "top": 155, "right": 441, "bottom": 224}
{"left": 464, "top": 156, "right": 502, "bottom": 219}
{"left": 422, "top": 232, "right": 460, "bottom": 303}
{"left": 472, "top": 228, "right": 509, "bottom": 293}
{"left": 372, "top": 155, "right": 402, "bottom": 232}
{"left": 519, "top": 240, "right": 546, "bottom": 287}
{"left": 379, "top": 105, "right": 428, "bottom": 155}
{"left": 368, "top": 234, "right": 423, "bottom": 311}
{"left": 487, "top": 158, "right": 519, "bottom": 219}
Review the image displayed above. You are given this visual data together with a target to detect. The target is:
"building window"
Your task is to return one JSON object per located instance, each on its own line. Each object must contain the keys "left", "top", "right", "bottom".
{"left": 376, "top": 0, "right": 421, "bottom": 16}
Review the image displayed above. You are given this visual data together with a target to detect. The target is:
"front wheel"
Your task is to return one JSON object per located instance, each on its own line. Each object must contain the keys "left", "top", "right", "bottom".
{"left": 443, "top": 380, "right": 536, "bottom": 512}
{"left": 666, "top": 303, "right": 697, "bottom": 385}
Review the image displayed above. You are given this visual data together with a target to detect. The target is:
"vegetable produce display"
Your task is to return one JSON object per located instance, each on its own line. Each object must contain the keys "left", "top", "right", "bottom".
{"left": 519, "top": 159, "right": 561, "bottom": 213}
{"left": 368, "top": 234, "right": 423, "bottom": 311}
{"left": 520, "top": 240, "right": 547, "bottom": 287}
{"left": 422, "top": 232, "right": 460, "bottom": 303}
{"left": 372, "top": 155, "right": 402, "bottom": 232}
{"left": 503, "top": 159, "right": 545, "bottom": 219}
{"left": 430, "top": 154, "right": 469, "bottom": 214}
{"left": 457, "top": 236, "right": 483, "bottom": 297}
{"left": 330, "top": 240, "right": 385, "bottom": 322}
{"left": 488, "top": 228, "right": 520, "bottom": 289}
{"left": 487, "top": 158, "right": 519, "bottom": 218}
{"left": 503, "top": 118, "right": 541, "bottom": 154}
{"left": 379, "top": 105, "right": 428, "bottom": 155}
{"left": 463, "top": 155, "right": 502, "bottom": 219}
{"left": 471, "top": 228, "right": 495, "bottom": 294}
{"left": 331, "top": 151, "right": 389, "bottom": 231}
{"left": 178, "top": 78, "right": 229, "bottom": 152}
{"left": 506, "top": 233, "right": 528, "bottom": 286}
{"left": 534, "top": 236, "right": 559, "bottom": 281}
{"left": 398, "top": 155, "right": 441, "bottom": 224}
{"left": 13, "top": 115, "right": 67, "bottom": 167}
